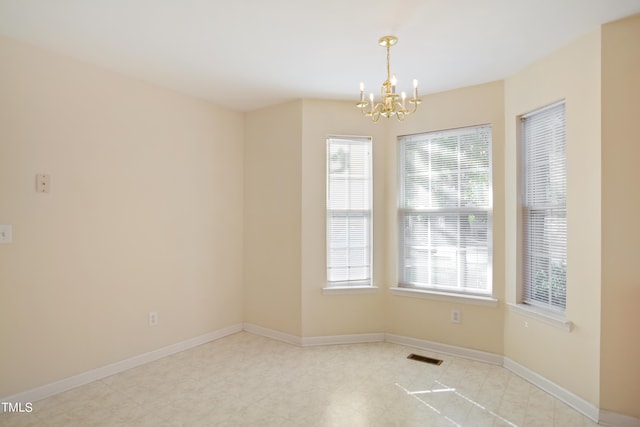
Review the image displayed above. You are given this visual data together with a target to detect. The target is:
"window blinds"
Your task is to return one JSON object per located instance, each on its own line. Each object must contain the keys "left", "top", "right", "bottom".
{"left": 398, "top": 125, "right": 492, "bottom": 295}
{"left": 522, "top": 102, "right": 567, "bottom": 311}
{"left": 326, "top": 137, "right": 372, "bottom": 285}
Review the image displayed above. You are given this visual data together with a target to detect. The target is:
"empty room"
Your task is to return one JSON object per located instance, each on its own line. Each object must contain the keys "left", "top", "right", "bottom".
{"left": 1, "top": 1, "right": 639, "bottom": 426}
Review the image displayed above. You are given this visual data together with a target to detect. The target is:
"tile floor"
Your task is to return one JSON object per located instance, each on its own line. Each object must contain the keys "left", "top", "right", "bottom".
{"left": 1, "top": 332, "right": 599, "bottom": 427}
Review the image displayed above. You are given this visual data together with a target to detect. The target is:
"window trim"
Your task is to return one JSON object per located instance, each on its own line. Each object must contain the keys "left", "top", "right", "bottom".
{"left": 322, "top": 285, "right": 379, "bottom": 295}
{"left": 397, "top": 124, "right": 494, "bottom": 297}
{"left": 520, "top": 100, "right": 567, "bottom": 313}
{"left": 390, "top": 286, "right": 498, "bottom": 307}
{"left": 325, "top": 135, "right": 373, "bottom": 288}
{"left": 507, "top": 303, "right": 573, "bottom": 332}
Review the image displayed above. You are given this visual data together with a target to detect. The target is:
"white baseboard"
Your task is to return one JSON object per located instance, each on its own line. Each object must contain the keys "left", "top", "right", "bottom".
{"left": 243, "top": 323, "right": 385, "bottom": 347}
{"left": 4, "top": 323, "right": 637, "bottom": 427}
{"left": 599, "top": 410, "right": 640, "bottom": 427}
{"left": 242, "top": 323, "right": 302, "bottom": 346}
{"left": 301, "top": 333, "right": 385, "bottom": 347}
{"left": 243, "top": 325, "right": 502, "bottom": 365}
{"left": 1, "top": 323, "right": 243, "bottom": 404}
{"left": 385, "top": 333, "right": 504, "bottom": 365}
{"left": 503, "top": 357, "right": 599, "bottom": 423}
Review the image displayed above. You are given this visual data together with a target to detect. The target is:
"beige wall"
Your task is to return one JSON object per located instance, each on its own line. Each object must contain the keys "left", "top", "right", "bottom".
{"left": 251, "top": 84, "right": 508, "bottom": 350}
{"left": 601, "top": 14, "right": 640, "bottom": 419}
{"left": 384, "top": 81, "right": 506, "bottom": 355}
{"left": 244, "top": 99, "right": 388, "bottom": 338}
{"left": 0, "top": 36, "right": 245, "bottom": 397}
{"left": 3, "top": 16, "right": 639, "bottom": 420}
{"left": 504, "top": 29, "right": 602, "bottom": 406}
{"left": 243, "top": 101, "right": 303, "bottom": 336}
{"left": 300, "top": 100, "right": 387, "bottom": 337}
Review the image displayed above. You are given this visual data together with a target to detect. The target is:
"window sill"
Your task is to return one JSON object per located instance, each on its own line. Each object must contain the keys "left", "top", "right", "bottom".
{"left": 507, "top": 303, "right": 573, "bottom": 332}
{"left": 322, "top": 285, "right": 379, "bottom": 295}
{"left": 390, "top": 287, "right": 498, "bottom": 307}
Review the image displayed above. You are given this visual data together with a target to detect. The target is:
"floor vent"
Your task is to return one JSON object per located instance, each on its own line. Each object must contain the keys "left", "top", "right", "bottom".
{"left": 407, "top": 353, "right": 443, "bottom": 365}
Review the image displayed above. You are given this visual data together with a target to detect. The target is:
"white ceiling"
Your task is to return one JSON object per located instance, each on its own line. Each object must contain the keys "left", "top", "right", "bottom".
{"left": 1, "top": 0, "right": 639, "bottom": 112}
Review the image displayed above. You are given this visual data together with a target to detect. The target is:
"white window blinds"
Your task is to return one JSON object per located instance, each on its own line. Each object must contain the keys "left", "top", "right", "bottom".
{"left": 522, "top": 102, "right": 567, "bottom": 311}
{"left": 326, "top": 136, "right": 372, "bottom": 286}
{"left": 398, "top": 125, "right": 492, "bottom": 295}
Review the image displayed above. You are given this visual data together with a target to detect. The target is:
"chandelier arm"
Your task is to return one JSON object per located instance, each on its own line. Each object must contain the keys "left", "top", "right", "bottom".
{"left": 409, "top": 99, "right": 422, "bottom": 114}
{"left": 371, "top": 107, "right": 382, "bottom": 122}
{"left": 392, "top": 100, "right": 406, "bottom": 114}
{"left": 356, "top": 35, "right": 420, "bottom": 122}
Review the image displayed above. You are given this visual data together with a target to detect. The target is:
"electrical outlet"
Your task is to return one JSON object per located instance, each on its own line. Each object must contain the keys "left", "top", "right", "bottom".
{"left": 451, "top": 309, "right": 461, "bottom": 324}
{"left": 149, "top": 311, "right": 158, "bottom": 327}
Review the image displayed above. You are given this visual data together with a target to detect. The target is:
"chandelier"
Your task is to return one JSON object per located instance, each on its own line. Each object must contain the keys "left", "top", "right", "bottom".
{"left": 357, "top": 35, "right": 421, "bottom": 122}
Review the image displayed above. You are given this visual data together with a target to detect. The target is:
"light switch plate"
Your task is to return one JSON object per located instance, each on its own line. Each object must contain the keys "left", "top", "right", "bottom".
{"left": 0, "top": 225, "right": 13, "bottom": 244}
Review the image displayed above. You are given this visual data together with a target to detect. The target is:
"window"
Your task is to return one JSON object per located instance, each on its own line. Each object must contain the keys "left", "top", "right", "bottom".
{"left": 326, "top": 136, "right": 372, "bottom": 286}
{"left": 398, "top": 125, "right": 492, "bottom": 295}
{"left": 522, "top": 102, "right": 567, "bottom": 311}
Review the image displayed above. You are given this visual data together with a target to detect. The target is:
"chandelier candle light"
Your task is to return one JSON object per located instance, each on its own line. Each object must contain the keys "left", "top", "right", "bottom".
{"left": 357, "top": 35, "right": 421, "bottom": 122}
